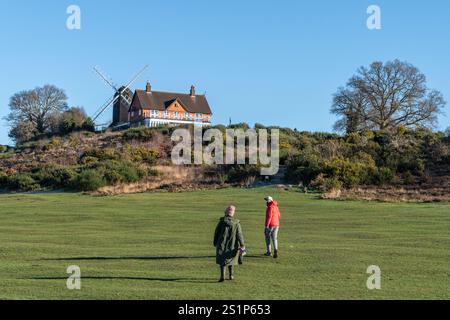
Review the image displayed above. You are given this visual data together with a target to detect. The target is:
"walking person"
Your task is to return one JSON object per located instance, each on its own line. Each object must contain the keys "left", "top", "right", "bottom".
{"left": 213, "top": 205, "right": 245, "bottom": 282}
{"left": 264, "top": 196, "right": 281, "bottom": 258}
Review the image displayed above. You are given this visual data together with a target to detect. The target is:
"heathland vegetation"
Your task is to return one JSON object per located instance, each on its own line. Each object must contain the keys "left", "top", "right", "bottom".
{"left": 0, "top": 124, "right": 449, "bottom": 201}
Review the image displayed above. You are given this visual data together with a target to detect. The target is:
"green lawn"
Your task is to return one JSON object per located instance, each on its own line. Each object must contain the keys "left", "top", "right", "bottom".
{"left": 0, "top": 187, "right": 449, "bottom": 300}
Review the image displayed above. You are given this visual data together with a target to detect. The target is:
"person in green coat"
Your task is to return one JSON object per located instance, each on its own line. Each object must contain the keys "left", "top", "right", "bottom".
{"left": 213, "top": 205, "right": 245, "bottom": 282}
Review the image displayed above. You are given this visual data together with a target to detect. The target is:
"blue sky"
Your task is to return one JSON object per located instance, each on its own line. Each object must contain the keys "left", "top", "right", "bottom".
{"left": 0, "top": 0, "right": 449, "bottom": 145}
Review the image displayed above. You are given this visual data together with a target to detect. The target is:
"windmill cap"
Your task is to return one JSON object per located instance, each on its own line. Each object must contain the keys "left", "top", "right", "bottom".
{"left": 264, "top": 196, "right": 273, "bottom": 202}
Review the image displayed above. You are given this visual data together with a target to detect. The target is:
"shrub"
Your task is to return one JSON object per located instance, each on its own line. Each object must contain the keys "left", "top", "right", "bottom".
{"left": 122, "top": 127, "right": 155, "bottom": 141}
{"left": 55, "top": 107, "right": 95, "bottom": 134}
{"left": 323, "top": 177, "right": 343, "bottom": 192}
{"left": 70, "top": 170, "right": 105, "bottom": 191}
{"left": 227, "top": 165, "right": 260, "bottom": 185}
{"left": 7, "top": 173, "right": 40, "bottom": 191}
{"left": 79, "top": 156, "right": 98, "bottom": 165}
{"left": 103, "top": 162, "right": 139, "bottom": 184}
{"left": 286, "top": 151, "right": 322, "bottom": 185}
{"left": 217, "top": 173, "right": 228, "bottom": 185}
{"left": 311, "top": 174, "right": 342, "bottom": 192}
{"left": 32, "top": 166, "right": 78, "bottom": 189}
{"left": 369, "top": 167, "right": 394, "bottom": 186}
{"left": 0, "top": 171, "right": 7, "bottom": 186}
{"left": 42, "top": 138, "right": 63, "bottom": 151}
{"left": 81, "top": 148, "right": 118, "bottom": 162}
{"left": 403, "top": 171, "right": 415, "bottom": 185}
{"left": 124, "top": 144, "right": 159, "bottom": 164}
{"left": 228, "top": 123, "right": 250, "bottom": 130}
{"left": 89, "top": 160, "right": 146, "bottom": 185}
{"left": 212, "top": 124, "right": 227, "bottom": 134}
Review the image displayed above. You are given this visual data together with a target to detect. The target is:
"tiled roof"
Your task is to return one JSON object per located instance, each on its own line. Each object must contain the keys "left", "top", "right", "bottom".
{"left": 133, "top": 90, "right": 212, "bottom": 114}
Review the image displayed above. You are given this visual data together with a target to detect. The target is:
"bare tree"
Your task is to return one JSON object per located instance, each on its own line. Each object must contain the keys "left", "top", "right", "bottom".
{"left": 6, "top": 85, "right": 68, "bottom": 143}
{"left": 331, "top": 88, "right": 368, "bottom": 133}
{"left": 331, "top": 60, "right": 446, "bottom": 133}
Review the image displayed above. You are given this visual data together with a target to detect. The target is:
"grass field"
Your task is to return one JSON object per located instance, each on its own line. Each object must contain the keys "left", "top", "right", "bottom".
{"left": 0, "top": 187, "right": 449, "bottom": 300}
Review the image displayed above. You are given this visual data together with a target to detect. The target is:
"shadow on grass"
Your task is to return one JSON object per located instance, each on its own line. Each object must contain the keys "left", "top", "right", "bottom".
{"left": 24, "top": 276, "right": 217, "bottom": 283}
{"left": 43, "top": 255, "right": 216, "bottom": 261}
{"left": 44, "top": 254, "right": 267, "bottom": 261}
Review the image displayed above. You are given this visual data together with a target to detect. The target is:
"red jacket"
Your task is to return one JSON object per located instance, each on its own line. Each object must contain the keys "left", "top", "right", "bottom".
{"left": 265, "top": 201, "right": 281, "bottom": 228}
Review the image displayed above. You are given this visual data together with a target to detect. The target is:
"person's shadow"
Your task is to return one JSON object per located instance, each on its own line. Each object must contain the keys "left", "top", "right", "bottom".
{"left": 32, "top": 254, "right": 267, "bottom": 283}
{"left": 43, "top": 254, "right": 266, "bottom": 261}
{"left": 43, "top": 255, "right": 215, "bottom": 261}
{"left": 24, "top": 275, "right": 217, "bottom": 283}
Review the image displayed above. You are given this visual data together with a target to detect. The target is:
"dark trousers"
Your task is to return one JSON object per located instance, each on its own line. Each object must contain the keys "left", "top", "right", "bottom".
{"left": 220, "top": 265, "right": 234, "bottom": 279}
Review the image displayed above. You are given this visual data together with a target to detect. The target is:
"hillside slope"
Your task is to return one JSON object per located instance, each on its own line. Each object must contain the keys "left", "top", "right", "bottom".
{"left": 1, "top": 126, "right": 450, "bottom": 202}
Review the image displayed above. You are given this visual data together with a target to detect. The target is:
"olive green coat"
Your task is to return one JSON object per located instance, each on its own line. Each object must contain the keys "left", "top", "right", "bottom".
{"left": 213, "top": 216, "right": 245, "bottom": 266}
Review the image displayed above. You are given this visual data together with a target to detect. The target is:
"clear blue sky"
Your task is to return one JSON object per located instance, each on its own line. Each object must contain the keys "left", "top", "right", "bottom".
{"left": 1, "top": 0, "right": 449, "bottom": 145}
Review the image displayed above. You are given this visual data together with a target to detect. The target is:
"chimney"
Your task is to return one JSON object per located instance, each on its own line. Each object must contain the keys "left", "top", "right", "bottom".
{"left": 146, "top": 81, "right": 152, "bottom": 93}
{"left": 190, "top": 85, "right": 196, "bottom": 97}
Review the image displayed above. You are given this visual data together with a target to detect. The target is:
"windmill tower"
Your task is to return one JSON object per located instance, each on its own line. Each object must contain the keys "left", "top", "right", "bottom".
{"left": 92, "top": 65, "right": 148, "bottom": 129}
{"left": 112, "top": 86, "right": 133, "bottom": 125}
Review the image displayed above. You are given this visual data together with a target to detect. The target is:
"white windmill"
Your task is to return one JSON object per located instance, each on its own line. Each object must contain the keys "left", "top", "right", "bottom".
{"left": 92, "top": 65, "right": 149, "bottom": 130}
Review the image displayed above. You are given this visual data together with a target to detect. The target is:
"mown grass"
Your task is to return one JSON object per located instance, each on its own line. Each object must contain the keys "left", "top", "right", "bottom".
{"left": 0, "top": 187, "right": 448, "bottom": 299}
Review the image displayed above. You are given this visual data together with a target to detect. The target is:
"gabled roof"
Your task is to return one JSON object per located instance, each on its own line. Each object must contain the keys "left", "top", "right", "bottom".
{"left": 132, "top": 90, "right": 212, "bottom": 114}
{"left": 164, "top": 98, "right": 187, "bottom": 110}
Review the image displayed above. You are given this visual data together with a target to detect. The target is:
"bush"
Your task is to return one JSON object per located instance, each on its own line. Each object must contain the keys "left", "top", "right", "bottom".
{"left": 286, "top": 151, "right": 321, "bottom": 185}
{"left": 311, "top": 174, "right": 342, "bottom": 192}
{"left": 0, "top": 171, "right": 7, "bottom": 186}
{"left": 81, "top": 148, "right": 119, "bottom": 162}
{"left": 323, "top": 158, "right": 371, "bottom": 188}
{"left": 227, "top": 165, "right": 260, "bottom": 185}
{"left": 403, "top": 171, "right": 415, "bottom": 185}
{"left": 32, "top": 166, "right": 78, "bottom": 189}
{"left": 369, "top": 167, "right": 394, "bottom": 186}
{"left": 7, "top": 173, "right": 40, "bottom": 191}
{"left": 70, "top": 170, "right": 105, "bottom": 191}
{"left": 103, "top": 162, "right": 140, "bottom": 184}
{"left": 228, "top": 122, "right": 250, "bottom": 130}
{"left": 88, "top": 160, "right": 146, "bottom": 185}
{"left": 55, "top": 107, "right": 95, "bottom": 134}
{"left": 124, "top": 144, "right": 159, "bottom": 164}
{"left": 122, "top": 127, "right": 155, "bottom": 141}
{"left": 323, "top": 177, "right": 343, "bottom": 191}
{"left": 79, "top": 156, "right": 98, "bottom": 165}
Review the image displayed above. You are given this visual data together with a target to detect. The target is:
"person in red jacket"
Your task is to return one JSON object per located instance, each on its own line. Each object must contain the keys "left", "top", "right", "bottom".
{"left": 264, "top": 196, "right": 281, "bottom": 258}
